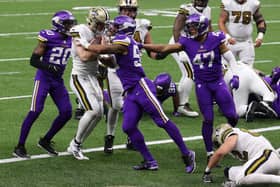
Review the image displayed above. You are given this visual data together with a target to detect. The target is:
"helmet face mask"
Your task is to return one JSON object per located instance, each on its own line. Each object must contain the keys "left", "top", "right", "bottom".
{"left": 212, "top": 123, "right": 233, "bottom": 148}
{"left": 184, "top": 14, "right": 209, "bottom": 39}
{"left": 235, "top": 0, "right": 246, "bottom": 4}
{"left": 87, "top": 7, "right": 110, "bottom": 33}
{"left": 112, "top": 15, "right": 136, "bottom": 36}
{"left": 118, "top": 0, "right": 138, "bottom": 19}
{"left": 193, "top": 0, "right": 209, "bottom": 11}
{"left": 52, "top": 10, "right": 76, "bottom": 35}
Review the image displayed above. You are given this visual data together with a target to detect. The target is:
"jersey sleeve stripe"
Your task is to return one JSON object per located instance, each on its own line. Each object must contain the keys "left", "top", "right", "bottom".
{"left": 113, "top": 41, "right": 129, "bottom": 46}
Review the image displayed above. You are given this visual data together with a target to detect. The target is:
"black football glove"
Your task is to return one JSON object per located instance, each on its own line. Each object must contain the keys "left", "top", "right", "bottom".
{"left": 48, "top": 64, "right": 61, "bottom": 76}
{"left": 202, "top": 171, "right": 213, "bottom": 183}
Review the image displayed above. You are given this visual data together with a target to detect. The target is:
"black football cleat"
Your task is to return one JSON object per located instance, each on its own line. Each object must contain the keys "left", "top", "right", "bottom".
{"left": 38, "top": 138, "right": 58, "bottom": 156}
{"left": 13, "top": 145, "right": 30, "bottom": 159}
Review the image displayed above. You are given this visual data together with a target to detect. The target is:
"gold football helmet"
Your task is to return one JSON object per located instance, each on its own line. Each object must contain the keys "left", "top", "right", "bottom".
{"left": 86, "top": 7, "right": 110, "bottom": 32}
{"left": 212, "top": 123, "right": 233, "bottom": 147}
{"left": 118, "top": 0, "right": 138, "bottom": 8}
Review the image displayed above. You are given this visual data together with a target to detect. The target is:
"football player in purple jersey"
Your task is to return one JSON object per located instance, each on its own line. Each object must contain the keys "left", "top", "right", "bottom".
{"left": 142, "top": 13, "right": 239, "bottom": 162}
{"left": 258, "top": 67, "right": 280, "bottom": 118}
{"left": 78, "top": 15, "right": 196, "bottom": 173}
{"left": 13, "top": 10, "right": 76, "bottom": 158}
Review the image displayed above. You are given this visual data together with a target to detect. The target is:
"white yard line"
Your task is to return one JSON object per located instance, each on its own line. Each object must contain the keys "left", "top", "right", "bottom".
{"left": 1, "top": 20, "right": 280, "bottom": 37}
{"left": 0, "top": 72, "right": 20, "bottom": 75}
{"left": 0, "top": 125, "right": 279, "bottom": 164}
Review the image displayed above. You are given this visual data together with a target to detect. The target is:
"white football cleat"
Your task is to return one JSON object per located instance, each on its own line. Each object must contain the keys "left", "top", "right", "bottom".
{"left": 67, "top": 139, "right": 89, "bottom": 160}
{"left": 178, "top": 105, "right": 199, "bottom": 117}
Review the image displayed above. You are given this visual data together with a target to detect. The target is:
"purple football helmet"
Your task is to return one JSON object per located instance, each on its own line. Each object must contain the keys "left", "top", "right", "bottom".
{"left": 154, "top": 73, "right": 172, "bottom": 95}
{"left": 184, "top": 13, "right": 209, "bottom": 39}
{"left": 112, "top": 15, "right": 136, "bottom": 35}
{"left": 52, "top": 10, "right": 76, "bottom": 35}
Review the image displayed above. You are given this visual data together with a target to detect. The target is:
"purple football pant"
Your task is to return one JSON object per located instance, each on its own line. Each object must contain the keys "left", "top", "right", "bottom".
{"left": 18, "top": 78, "right": 72, "bottom": 145}
{"left": 122, "top": 78, "right": 190, "bottom": 161}
{"left": 195, "top": 79, "right": 238, "bottom": 152}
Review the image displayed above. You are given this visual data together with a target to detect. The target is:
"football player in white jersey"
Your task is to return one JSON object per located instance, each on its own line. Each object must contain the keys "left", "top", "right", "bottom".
{"left": 67, "top": 7, "right": 110, "bottom": 160}
{"left": 168, "top": 0, "right": 212, "bottom": 117}
{"left": 104, "top": 0, "right": 171, "bottom": 153}
{"left": 224, "top": 62, "right": 277, "bottom": 122}
{"left": 219, "top": 0, "right": 266, "bottom": 67}
{"left": 202, "top": 123, "right": 280, "bottom": 186}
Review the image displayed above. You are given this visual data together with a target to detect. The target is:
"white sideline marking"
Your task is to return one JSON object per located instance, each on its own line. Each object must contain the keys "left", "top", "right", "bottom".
{"left": 0, "top": 72, "right": 20, "bottom": 75}
{"left": 1, "top": 126, "right": 280, "bottom": 164}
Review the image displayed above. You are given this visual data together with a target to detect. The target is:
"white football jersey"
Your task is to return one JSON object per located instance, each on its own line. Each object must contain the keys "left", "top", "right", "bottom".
{"left": 222, "top": 128, "right": 274, "bottom": 161}
{"left": 70, "top": 24, "right": 99, "bottom": 75}
{"left": 179, "top": 3, "right": 211, "bottom": 20}
{"left": 222, "top": 0, "right": 260, "bottom": 40}
{"left": 133, "top": 18, "right": 152, "bottom": 44}
{"left": 178, "top": 3, "right": 211, "bottom": 36}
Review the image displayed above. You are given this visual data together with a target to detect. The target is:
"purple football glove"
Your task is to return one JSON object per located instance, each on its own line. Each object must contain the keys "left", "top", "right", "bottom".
{"left": 230, "top": 75, "right": 239, "bottom": 90}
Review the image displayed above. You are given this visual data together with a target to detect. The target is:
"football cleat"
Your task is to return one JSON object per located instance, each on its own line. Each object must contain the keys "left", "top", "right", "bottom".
{"left": 259, "top": 101, "right": 278, "bottom": 118}
{"left": 104, "top": 135, "right": 115, "bottom": 154}
{"left": 67, "top": 139, "right": 89, "bottom": 160}
{"left": 13, "top": 145, "right": 30, "bottom": 159}
{"left": 177, "top": 103, "right": 199, "bottom": 117}
{"left": 182, "top": 150, "right": 196, "bottom": 173}
{"left": 37, "top": 138, "right": 58, "bottom": 156}
{"left": 133, "top": 160, "right": 158, "bottom": 171}
{"left": 245, "top": 101, "right": 258, "bottom": 122}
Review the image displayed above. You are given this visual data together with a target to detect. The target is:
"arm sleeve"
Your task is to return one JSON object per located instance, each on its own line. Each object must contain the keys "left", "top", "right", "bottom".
{"left": 30, "top": 53, "right": 49, "bottom": 70}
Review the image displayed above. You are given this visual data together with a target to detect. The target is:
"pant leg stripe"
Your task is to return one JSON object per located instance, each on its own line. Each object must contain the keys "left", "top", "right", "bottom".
{"left": 245, "top": 149, "right": 272, "bottom": 176}
{"left": 139, "top": 78, "right": 169, "bottom": 123}
{"left": 72, "top": 74, "right": 92, "bottom": 110}
{"left": 184, "top": 62, "right": 193, "bottom": 80}
{"left": 30, "top": 80, "right": 40, "bottom": 111}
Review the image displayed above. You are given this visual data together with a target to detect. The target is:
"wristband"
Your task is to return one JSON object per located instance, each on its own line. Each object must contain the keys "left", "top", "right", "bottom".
{"left": 256, "top": 32, "right": 264, "bottom": 40}
{"left": 205, "top": 167, "right": 211, "bottom": 173}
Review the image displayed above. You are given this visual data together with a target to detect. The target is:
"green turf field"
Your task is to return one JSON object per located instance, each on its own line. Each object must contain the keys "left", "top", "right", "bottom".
{"left": 0, "top": 0, "right": 280, "bottom": 186}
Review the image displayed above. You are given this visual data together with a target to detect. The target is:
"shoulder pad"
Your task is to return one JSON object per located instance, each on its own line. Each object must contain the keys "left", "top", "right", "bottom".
{"left": 38, "top": 29, "right": 56, "bottom": 42}
{"left": 113, "top": 35, "right": 130, "bottom": 46}
{"left": 136, "top": 18, "right": 152, "bottom": 30}
{"left": 178, "top": 4, "right": 191, "bottom": 15}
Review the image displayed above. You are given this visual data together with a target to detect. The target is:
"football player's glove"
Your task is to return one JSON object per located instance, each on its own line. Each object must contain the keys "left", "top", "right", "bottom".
{"left": 202, "top": 171, "right": 213, "bottom": 183}
{"left": 229, "top": 75, "right": 239, "bottom": 90}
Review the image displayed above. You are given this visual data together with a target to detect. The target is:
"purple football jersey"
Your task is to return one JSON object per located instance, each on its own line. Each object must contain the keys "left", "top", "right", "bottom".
{"left": 264, "top": 76, "right": 280, "bottom": 117}
{"left": 156, "top": 82, "right": 177, "bottom": 103}
{"left": 112, "top": 34, "right": 145, "bottom": 91}
{"left": 35, "top": 29, "right": 72, "bottom": 79}
{"left": 178, "top": 31, "right": 226, "bottom": 83}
